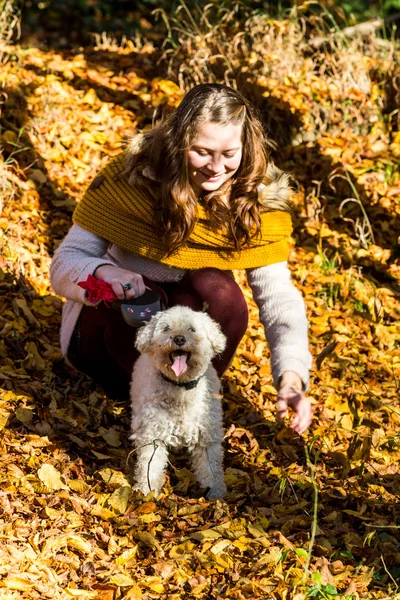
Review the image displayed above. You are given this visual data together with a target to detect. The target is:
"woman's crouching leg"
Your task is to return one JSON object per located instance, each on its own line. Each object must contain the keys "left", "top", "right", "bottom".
{"left": 164, "top": 268, "right": 248, "bottom": 377}
{"left": 69, "top": 303, "right": 139, "bottom": 399}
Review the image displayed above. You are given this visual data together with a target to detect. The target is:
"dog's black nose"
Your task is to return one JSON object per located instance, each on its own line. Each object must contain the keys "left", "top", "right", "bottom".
{"left": 173, "top": 335, "right": 186, "bottom": 346}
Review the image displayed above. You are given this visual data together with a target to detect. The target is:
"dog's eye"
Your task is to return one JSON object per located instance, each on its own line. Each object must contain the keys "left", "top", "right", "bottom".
{"left": 188, "top": 326, "right": 196, "bottom": 332}
{"left": 163, "top": 325, "right": 171, "bottom": 332}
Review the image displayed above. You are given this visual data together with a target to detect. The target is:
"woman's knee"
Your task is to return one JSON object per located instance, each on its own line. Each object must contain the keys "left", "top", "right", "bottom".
{"left": 186, "top": 268, "right": 248, "bottom": 330}
{"left": 188, "top": 267, "right": 246, "bottom": 301}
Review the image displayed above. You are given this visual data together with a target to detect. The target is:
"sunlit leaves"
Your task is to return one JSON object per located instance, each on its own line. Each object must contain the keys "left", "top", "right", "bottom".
{"left": 37, "top": 463, "right": 69, "bottom": 491}
{"left": 0, "top": 13, "right": 399, "bottom": 600}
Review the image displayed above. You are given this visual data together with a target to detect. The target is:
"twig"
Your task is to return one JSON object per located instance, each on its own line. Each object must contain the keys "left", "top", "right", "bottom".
{"left": 303, "top": 446, "right": 319, "bottom": 578}
{"left": 310, "top": 13, "right": 400, "bottom": 48}
{"left": 366, "top": 524, "right": 400, "bottom": 528}
{"left": 126, "top": 439, "right": 162, "bottom": 466}
{"left": 147, "top": 440, "right": 162, "bottom": 492}
{"left": 126, "top": 438, "right": 185, "bottom": 494}
{"left": 381, "top": 554, "right": 399, "bottom": 592}
{"left": 287, "top": 476, "right": 300, "bottom": 506}
{"left": 344, "top": 170, "right": 375, "bottom": 242}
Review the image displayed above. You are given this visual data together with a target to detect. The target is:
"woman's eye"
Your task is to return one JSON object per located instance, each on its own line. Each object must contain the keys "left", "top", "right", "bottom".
{"left": 188, "top": 326, "right": 196, "bottom": 332}
{"left": 223, "top": 153, "right": 235, "bottom": 158}
{"left": 197, "top": 150, "right": 208, "bottom": 156}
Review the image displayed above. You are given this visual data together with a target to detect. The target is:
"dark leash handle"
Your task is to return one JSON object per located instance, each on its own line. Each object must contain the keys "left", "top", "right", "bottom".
{"left": 111, "top": 276, "right": 168, "bottom": 327}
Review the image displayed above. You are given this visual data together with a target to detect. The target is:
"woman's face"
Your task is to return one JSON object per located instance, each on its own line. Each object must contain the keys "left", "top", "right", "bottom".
{"left": 187, "top": 121, "right": 243, "bottom": 192}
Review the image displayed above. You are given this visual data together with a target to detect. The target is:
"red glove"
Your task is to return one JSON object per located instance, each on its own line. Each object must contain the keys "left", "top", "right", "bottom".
{"left": 78, "top": 274, "right": 118, "bottom": 306}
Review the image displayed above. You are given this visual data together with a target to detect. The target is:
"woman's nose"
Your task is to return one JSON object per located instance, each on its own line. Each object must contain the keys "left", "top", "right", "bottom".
{"left": 207, "top": 155, "right": 223, "bottom": 173}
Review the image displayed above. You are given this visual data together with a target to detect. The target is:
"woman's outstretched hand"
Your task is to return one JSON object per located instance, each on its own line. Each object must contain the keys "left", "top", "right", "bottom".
{"left": 277, "top": 370, "right": 312, "bottom": 435}
{"left": 94, "top": 265, "right": 146, "bottom": 300}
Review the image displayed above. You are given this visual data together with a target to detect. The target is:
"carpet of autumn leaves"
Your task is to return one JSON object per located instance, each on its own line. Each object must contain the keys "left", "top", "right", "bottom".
{"left": 1, "top": 7, "right": 400, "bottom": 600}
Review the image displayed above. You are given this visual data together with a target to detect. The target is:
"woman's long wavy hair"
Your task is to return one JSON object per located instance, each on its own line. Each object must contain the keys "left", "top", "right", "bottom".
{"left": 122, "top": 83, "right": 278, "bottom": 256}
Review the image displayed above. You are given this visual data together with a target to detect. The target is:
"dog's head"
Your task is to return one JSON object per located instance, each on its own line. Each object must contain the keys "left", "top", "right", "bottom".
{"left": 135, "top": 306, "right": 226, "bottom": 381}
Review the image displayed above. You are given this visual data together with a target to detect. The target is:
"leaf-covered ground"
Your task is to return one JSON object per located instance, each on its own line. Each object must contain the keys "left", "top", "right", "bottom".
{"left": 1, "top": 12, "right": 400, "bottom": 600}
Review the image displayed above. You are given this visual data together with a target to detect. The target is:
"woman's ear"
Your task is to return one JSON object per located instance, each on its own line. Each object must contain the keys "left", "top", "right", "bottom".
{"left": 135, "top": 312, "right": 162, "bottom": 354}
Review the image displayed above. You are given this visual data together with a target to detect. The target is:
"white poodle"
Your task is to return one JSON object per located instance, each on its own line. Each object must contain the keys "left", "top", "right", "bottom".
{"left": 130, "top": 305, "right": 227, "bottom": 499}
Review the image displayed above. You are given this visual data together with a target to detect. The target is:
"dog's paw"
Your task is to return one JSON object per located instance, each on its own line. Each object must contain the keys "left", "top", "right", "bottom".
{"left": 134, "top": 483, "right": 160, "bottom": 497}
{"left": 204, "top": 483, "right": 227, "bottom": 499}
{"left": 133, "top": 483, "right": 150, "bottom": 496}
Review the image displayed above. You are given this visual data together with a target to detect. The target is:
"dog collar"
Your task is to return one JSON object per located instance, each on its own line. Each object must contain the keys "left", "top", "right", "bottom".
{"left": 160, "top": 372, "right": 203, "bottom": 390}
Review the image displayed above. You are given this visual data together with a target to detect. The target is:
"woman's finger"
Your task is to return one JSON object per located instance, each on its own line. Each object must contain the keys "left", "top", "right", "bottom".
{"left": 276, "top": 398, "right": 288, "bottom": 419}
{"left": 111, "top": 280, "right": 126, "bottom": 300}
{"left": 293, "top": 414, "right": 306, "bottom": 435}
{"left": 123, "top": 285, "right": 136, "bottom": 300}
{"left": 123, "top": 275, "right": 146, "bottom": 299}
{"left": 277, "top": 389, "right": 312, "bottom": 434}
{"left": 293, "top": 399, "right": 312, "bottom": 434}
{"left": 134, "top": 275, "right": 146, "bottom": 298}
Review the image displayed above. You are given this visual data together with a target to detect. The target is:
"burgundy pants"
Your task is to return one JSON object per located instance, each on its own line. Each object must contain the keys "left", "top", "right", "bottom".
{"left": 68, "top": 268, "right": 248, "bottom": 399}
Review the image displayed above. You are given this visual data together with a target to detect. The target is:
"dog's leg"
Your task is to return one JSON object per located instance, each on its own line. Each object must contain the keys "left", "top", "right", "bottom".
{"left": 191, "top": 442, "right": 226, "bottom": 499}
{"left": 134, "top": 440, "right": 169, "bottom": 496}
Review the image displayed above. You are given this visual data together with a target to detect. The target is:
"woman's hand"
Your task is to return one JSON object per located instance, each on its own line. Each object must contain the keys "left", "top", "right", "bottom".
{"left": 94, "top": 265, "right": 146, "bottom": 300}
{"left": 277, "top": 370, "right": 312, "bottom": 435}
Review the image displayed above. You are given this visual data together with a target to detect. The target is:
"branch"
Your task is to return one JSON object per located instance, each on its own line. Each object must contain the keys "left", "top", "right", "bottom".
{"left": 310, "top": 13, "right": 400, "bottom": 48}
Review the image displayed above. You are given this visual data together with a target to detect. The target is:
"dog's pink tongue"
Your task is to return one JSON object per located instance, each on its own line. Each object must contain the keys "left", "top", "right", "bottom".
{"left": 171, "top": 354, "right": 188, "bottom": 377}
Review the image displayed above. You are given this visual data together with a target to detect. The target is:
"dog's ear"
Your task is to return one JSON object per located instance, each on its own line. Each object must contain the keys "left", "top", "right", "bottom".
{"left": 135, "top": 313, "right": 161, "bottom": 353}
{"left": 203, "top": 314, "right": 227, "bottom": 356}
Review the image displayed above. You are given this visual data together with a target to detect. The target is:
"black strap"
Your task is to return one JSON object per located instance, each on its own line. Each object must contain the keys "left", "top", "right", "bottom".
{"left": 160, "top": 372, "right": 203, "bottom": 390}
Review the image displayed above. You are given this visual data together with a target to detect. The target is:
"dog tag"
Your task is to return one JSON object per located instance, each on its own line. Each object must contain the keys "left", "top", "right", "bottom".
{"left": 112, "top": 290, "right": 163, "bottom": 327}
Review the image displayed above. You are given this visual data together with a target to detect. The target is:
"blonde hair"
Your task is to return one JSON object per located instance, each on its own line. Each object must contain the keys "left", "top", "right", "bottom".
{"left": 122, "top": 83, "right": 288, "bottom": 256}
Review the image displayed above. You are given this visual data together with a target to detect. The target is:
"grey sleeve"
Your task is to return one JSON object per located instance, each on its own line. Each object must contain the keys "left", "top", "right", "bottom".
{"left": 50, "top": 224, "right": 116, "bottom": 304}
{"left": 246, "top": 261, "right": 312, "bottom": 390}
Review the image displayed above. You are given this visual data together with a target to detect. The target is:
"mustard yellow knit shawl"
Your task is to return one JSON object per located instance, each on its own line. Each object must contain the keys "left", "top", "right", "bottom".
{"left": 73, "top": 153, "right": 292, "bottom": 270}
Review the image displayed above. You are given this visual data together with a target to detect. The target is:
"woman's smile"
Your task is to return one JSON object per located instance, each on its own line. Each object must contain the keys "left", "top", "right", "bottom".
{"left": 199, "top": 170, "right": 225, "bottom": 180}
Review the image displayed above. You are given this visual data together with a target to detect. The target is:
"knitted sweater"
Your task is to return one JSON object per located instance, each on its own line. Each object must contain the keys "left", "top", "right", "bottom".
{"left": 72, "top": 153, "right": 293, "bottom": 270}
{"left": 50, "top": 224, "right": 312, "bottom": 390}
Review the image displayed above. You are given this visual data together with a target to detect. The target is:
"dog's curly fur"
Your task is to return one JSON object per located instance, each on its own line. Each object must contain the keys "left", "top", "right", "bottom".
{"left": 130, "top": 306, "right": 227, "bottom": 499}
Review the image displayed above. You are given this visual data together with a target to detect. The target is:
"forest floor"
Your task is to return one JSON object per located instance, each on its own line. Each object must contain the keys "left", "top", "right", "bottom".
{"left": 0, "top": 8, "right": 400, "bottom": 600}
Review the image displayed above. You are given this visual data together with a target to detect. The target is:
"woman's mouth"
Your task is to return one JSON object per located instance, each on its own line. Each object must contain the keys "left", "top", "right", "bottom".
{"left": 200, "top": 171, "right": 224, "bottom": 181}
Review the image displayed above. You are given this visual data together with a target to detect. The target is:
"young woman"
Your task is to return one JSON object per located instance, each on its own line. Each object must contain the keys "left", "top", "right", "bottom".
{"left": 50, "top": 83, "right": 312, "bottom": 435}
